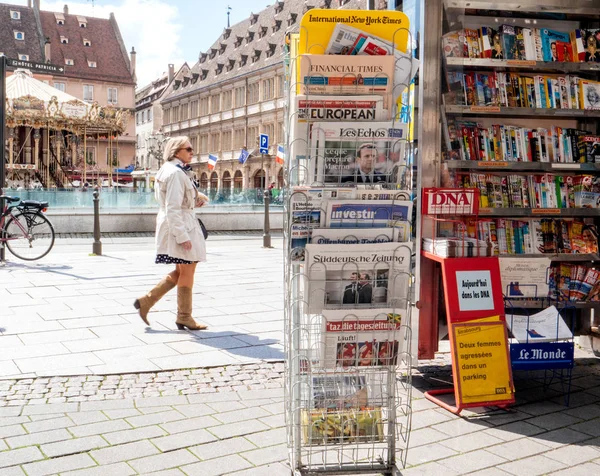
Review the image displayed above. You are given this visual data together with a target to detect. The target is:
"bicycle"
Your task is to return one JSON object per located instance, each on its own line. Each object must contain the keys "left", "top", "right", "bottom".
{"left": 0, "top": 195, "right": 55, "bottom": 261}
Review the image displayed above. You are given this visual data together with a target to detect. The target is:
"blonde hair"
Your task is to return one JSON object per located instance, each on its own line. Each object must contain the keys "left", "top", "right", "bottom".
{"left": 163, "top": 136, "right": 190, "bottom": 163}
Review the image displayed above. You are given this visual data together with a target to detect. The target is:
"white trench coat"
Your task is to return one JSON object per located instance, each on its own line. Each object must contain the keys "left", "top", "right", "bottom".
{"left": 154, "top": 159, "right": 206, "bottom": 262}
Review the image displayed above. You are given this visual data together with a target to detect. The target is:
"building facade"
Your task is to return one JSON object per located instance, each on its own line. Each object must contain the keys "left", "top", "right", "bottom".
{"left": 159, "top": 0, "right": 365, "bottom": 195}
{"left": 1, "top": 0, "right": 136, "bottom": 187}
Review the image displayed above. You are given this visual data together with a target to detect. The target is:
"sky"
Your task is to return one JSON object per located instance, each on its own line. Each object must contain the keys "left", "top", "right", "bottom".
{"left": 7, "top": 0, "right": 274, "bottom": 87}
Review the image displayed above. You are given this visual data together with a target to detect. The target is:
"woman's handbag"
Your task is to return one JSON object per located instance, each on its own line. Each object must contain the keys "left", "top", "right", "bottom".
{"left": 198, "top": 218, "right": 208, "bottom": 240}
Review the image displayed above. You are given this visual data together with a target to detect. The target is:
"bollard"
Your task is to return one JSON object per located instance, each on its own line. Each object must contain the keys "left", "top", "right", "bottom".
{"left": 92, "top": 186, "right": 102, "bottom": 256}
{"left": 263, "top": 189, "right": 273, "bottom": 248}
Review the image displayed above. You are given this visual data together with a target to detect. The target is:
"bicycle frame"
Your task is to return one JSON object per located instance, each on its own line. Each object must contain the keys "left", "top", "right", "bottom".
{"left": 0, "top": 203, "right": 34, "bottom": 243}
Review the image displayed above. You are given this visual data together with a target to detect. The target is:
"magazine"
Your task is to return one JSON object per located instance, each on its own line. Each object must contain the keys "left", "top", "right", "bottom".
{"left": 310, "top": 121, "right": 409, "bottom": 185}
{"left": 324, "top": 200, "right": 413, "bottom": 228}
{"left": 506, "top": 306, "right": 573, "bottom": 343}
{"left": 301, "top": 407, "right": 383, "bottom": 445}
{"left": 290, "top": 187, "right": 355, "bottom": 261}
{"left": 311, "top": 224, "right": 410, "bottom": 245}
{"left": 299, "top": 55, "right": 395, "bottom": 110}
{"left": 308, "top": 372, "right": 387, "bottom": 408}
{"left": 499, "top": 257, "right": 551, "bottom": 298}
{"left": 421, "top": 237, "right": 492, "bottom": 258}
{"left": 320, "top": 308, "right": 404, "bottom": 369}
{"left": 305, "top": 242, "right": 413, "bottom": 313}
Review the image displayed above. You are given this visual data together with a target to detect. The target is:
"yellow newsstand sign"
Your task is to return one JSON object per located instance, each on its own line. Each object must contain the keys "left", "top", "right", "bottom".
{"left": 452, "top": 320, "right": 514, "bottom": 405}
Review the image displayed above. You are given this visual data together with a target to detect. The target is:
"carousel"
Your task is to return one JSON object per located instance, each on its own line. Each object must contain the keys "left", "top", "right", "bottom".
{"left": 4, "top": 69, "right": 129, "bottom": 189}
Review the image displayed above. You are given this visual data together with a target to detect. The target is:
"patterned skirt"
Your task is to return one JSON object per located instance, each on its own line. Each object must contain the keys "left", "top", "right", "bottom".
{"left": 155, "top": 254, "right": 197, "bottom": 265}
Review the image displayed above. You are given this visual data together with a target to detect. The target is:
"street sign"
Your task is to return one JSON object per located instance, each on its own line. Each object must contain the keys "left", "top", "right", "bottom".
{"left": 6, "top": 57, "right": 65, "bottom": 75}
{"left": 259, "top": 133, "right": 269, "bottom": 155}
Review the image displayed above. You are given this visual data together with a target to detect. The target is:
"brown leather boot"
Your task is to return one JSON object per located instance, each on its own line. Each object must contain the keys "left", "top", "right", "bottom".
{"left": 133, "top": 276, "right": 176, "bottom": 325}
{"left": 176, "top": 286, "right": 208, "bottom": 330}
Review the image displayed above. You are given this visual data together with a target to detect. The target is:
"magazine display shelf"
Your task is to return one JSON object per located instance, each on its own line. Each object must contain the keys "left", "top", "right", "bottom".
{"left": 283, "top": 16, "right": 417, "bottom": 476}
{"left": 504, "top": 298, "right": 576, "bottom": 405}
{"left": 439, "top": 0, "right": 600, "bottom": 348}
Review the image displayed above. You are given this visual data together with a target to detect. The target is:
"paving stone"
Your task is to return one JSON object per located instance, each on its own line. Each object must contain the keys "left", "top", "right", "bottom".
{"left": 127, "top": 448, "right": 198, "bottom": 473}
{"left": 543, "top": 445, "right": 600, "bottom": 465}
{"left": 68, "top": 419, "right": 132, "bottom": 437}
{"left": 181, "top": 454, "right": 253, "bottom": 475}
{"left": 208, "top": 419, "right": 270, "bottom": 439}
{"left": 152, "top": 428, "right": 218, "bottom": 452}
{"left": 67, "top": 410, "right": 109, "bottom": 425}
{"left": 22, "top": 453, "right": 97, "bottom": 476}
{"left": 189, "top": 436, "right": 257, "bottom": 460}
{"left": 485, "top": 439, "right": 554, "bottom": 460}
{"left": 126, "top": 409, "right": 185, "bottom": 427}
{"left": 6, "top": 428, "right": 72, "bottom": 449}
{"left": 498, "top": 454, "right": 568, "bottom": 475}
{"left": 440, "top": 449, "right": 510, "bottom": 474}
{"left": 213, "top": 407, "right": 271, "bottom": 424}
{"left": 102, "top": 424, "right": 168, "bottom": 445}
{"left": 0, "top": 424, "right": 27, "bottom": 439}
{"left": 160, "top": 415, "right": 221, "bottom": 434}
{"left": 90, "top": 439, "right": 160, "bottom": 465}
{"left": 61, "top": 461, "right": 136, "bottom": 476}
{"left": 240, "top": 444, "right": 288, "bottom": 466}
{"left": 41, "top": 435, "right": 109, "bottom": 457}
{"left": 0, "top": 446, "right": 45, "bottom": 469}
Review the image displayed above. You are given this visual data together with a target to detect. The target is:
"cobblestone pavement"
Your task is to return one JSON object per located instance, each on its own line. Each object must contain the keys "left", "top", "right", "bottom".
{"left": 0, "top": 363, "right": 285, "bottom": 406}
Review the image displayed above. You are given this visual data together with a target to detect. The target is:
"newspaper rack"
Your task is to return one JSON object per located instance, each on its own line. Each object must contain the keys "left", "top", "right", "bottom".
{"left": 283, "top": 12, "right": 417, "bottom": 476}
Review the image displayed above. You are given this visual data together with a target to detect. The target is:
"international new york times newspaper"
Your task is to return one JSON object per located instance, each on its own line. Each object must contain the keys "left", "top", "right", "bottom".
{"left": 310, "top": 121, "right": 408, "bottom": 185}
{"left": 320, "top": 308, "right": 404, "bottom": 369}
{"left": 324, "top": 200, "right": 413, "bottom": 228}
{"left": 305, "top": 242, "right": 412, "bottom": 314}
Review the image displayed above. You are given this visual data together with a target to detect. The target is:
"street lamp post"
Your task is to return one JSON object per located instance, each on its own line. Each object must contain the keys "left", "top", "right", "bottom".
{"left": 146, "top": 132, "right": 166, "bottom": 171}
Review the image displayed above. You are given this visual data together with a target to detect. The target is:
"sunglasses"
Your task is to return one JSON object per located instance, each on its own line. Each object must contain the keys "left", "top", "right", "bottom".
{"left": 179, "top": 147, "right": 193, "bottom": 153}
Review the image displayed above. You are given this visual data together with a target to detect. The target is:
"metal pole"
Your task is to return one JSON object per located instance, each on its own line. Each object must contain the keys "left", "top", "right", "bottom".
{"left": 0, "top": 55, "right": 7, "bottom": 263}
{"left": 263, "top": 189, "right": 273, "bottom": 248}
{"left": 92, "top": 186, "right": 102, "bottom": 255}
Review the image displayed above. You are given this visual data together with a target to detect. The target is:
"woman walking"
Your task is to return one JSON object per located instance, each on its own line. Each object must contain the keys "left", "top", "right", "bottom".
{"left": 134, "top": 136, "right": 208, "bottom": 330}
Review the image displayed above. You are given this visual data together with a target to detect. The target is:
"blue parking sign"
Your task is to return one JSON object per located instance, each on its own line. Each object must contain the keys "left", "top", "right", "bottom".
{"left": 259, "top": 134, "right": 269, "bottom": 154}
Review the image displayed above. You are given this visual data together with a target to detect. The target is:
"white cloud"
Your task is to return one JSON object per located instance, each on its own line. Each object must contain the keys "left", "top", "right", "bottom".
{"left": 35, "top": 0, "right": 185, "bottom": 87}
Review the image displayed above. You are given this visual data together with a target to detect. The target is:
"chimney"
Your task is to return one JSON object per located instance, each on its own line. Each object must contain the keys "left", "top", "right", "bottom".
{"left": 168, "top": 64, "right": 174, "bottom": 84}
{"left": 63, "top": 5, "right": 69, "bottom": 15}
{"left": 44, "top": 38, "right": 51, "bottom": 63}
{"left": 130, "top": 47, "right": 137, "bottom": 81}
{"left": 27, "top": 0, "right": 32, "bottom": 7}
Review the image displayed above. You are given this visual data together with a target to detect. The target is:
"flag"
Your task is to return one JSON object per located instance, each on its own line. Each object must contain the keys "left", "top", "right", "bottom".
{"left": 238, "top": 148, "right": 249, "bottom": 164}
{"left": 275, "top": 144, "right": 285, "bottom": 165}
{"left": 207, "top": 154, "right": 218, "bottom": 170}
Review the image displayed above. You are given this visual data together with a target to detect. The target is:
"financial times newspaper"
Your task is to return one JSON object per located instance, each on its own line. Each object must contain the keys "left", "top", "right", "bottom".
{"left": 305, "top": 242, "right": 412, "bottom": 314}
{"left": 310, "top": 121, "right": 408, "bottom": 185}
{"left": 324, "top": 200, "right": 413, "bottom": 228}
{"left": 320, "top": 308, "right": 405, "bottom": 369}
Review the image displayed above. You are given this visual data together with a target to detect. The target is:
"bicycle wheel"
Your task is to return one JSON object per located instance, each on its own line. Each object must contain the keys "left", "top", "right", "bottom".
{"left": 4, "top": 211, "right": 55, "bottom": 261}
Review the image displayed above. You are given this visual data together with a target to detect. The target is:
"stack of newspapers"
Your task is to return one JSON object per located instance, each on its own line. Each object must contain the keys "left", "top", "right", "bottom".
{"left": 422, "top": 237, "right": 492, "bottom": 257}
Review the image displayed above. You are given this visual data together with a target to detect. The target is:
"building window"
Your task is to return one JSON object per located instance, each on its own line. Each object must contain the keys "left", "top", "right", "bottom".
{"left": 261, "top": 78, "right": 274, "bottom": 101}
{"left": 83, "top": 39, "right": 91, "bottom": 47}
{"left": 190, "top": 100, "right": 198, "bottom": 117}
{"left": 288, "top": 13, "right": 297, "bottom": 26}
{"left": 246, "top": 32, "right": 254, "bottom": 44}
{"left": 234, "top": 129, "right": 245, "bottom": 149}
{"left": 106, "top": 148, "right": 119, "bottom": 167}
{"left": 262, "top": 124, "right": 274, "bottom": 145}
{"left": 107, "top": 87, "right": 118, "bottom": 105}
{"left": 248, "top": 83, "right": 260, "bottom": 105}
{"left": 14, "top": 31, "right": 24, "bottom": 40}
{"left": 148, "top": 108, "right": 152, "bottom": 121}
{"left": 222, "top": 90, "right": 232, "bottom": 110}
{"left": 54, "top": 82, "right": 66, "bottom": 92}
{"left": 248, "top": 126, "right": 259, "bottom": 147}
{"left": 181, "top": 103, "right": 189, "bottom": 121}
{"left": 65, "top": 58, "right": 74, "bottom": 65}
{"left": 234, "top": 36, "right": 243, "bottom": 48}
{"left": 277, "top": 122, "right": 284, "bottom": 143}
{"left": 200, "top": 134, "right": 208, "bottom": 154}
{"left": 78, "top": 16, "right": 88, "bottom": 28}
{"left": 258, "top": 26, "right": 267, "bottom": 39}
{"left": 210, "top": 132, "right": 220, "bottom": 152}
{"left": 172, "top": 106, "right": 180, "bottom": 122}
{"left": 10, "top": 10, "right": 20, "bottom": 20}
{"left": 83, "top": 85, "right": 93, "bottom": 101}
{"left": 278, "top": 75, "right": 285, "bottom": 97}
{"left": 250, "top": 13, "right": 258, "bottom": 25}
{"left": 19, "top": 54, "right": 29, "bottom": 61}
{"left": 210, "top": 94, "right": 221, "bottom": 113}
{"left": 200, "top": 97, "right": 209, "bottom": 116}
{"left": 55, "top": 13, "right": 65, "bottom": 25}
{"left": 272, "top": 20, "right": 281, "bottom": 33}
{"left": 86, "top": 147, "right": 96, "bottom": 165}
{"left": 190, "top": 135, "right": 198, "bottom": 153}
{"left": 60, "top": 36, "right": 68, "bottom": 44}
{"left": 164, "top": 109, "right": 171, "bottom": 124}
{"left": 222, "top": 131, "right": 232, "bottom": 151}
{"left": 234, "top": 86, "right": 246, "bottom": 107}
{"left": 88, "top": 61, "right": 97, "bottom": 68}
{"left": 136, "top": 112, "right": 140, "bottom": 125}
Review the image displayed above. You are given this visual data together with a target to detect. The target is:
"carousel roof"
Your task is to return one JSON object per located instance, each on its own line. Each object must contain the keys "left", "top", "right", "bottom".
{"left": 5, "top": 69, "right": 129, "bottom": 133}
